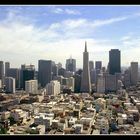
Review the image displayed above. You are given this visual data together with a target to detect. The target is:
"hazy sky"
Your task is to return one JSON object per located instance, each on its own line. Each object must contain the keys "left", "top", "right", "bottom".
{"left": 0, "top": 5, "right": 140, "bottom": 69}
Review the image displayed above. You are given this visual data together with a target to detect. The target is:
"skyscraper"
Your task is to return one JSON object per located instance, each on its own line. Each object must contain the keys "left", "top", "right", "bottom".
{"left": 23, "top": 69, "right": 35, "bottom": 90}
{"left": 95, "top": 61, "right": 102, "bottom": 70}
{"left": 7, "top": 68, "right": 20, "bottom": 89}
{"left": 0, "top": 61, "right": 4, "bottom": 84}
{"left": 38, "top": 60, "right": 52, "bottom": 88}
{"left": 80, "top": 42, "right": 91, "bottom": 93}
{"left": 5, "top": 62, "right": 10, "bottom": 77}
{"left": 66, "top": 57, "right": 76, "bottom": 72}
{"left": 130, "top": 62, "right": 138, "bottom": 85}
{"left": 109, "top": 49, "right": 121, "bottom": 75}
{"left": 5, "top": 77, "right": 15, "bottom": 93}
{"left": 74, "top": 74, "right": 81, "bottom": 93}
{"left": 89, "top": 61, "right": 94, "bottom": 71}
{"left": 19, "top": 64, "right": 35, "bottom": 89}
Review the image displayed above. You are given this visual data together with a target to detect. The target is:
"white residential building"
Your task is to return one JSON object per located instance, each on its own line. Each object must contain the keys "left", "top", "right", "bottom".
{"left": 25, "top": 80, "right": 38, "bottom": 94}
{"left": 46, "top": 80, "right": 60, "bottom": 96}
{"left": 34, "top": 113, "right": 54, "bottom": 129}
{"left": 67, "top": 77, "right": 75, "bottom": 92}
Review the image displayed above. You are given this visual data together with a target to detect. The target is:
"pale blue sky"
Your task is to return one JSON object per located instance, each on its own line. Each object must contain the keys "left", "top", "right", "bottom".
{"left": 0, "top": 5, "right": 140, "bottom": 69}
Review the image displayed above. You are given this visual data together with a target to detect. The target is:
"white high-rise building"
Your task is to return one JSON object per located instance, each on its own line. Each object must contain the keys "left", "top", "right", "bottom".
{"left": 97, "top": 74, "right": 105, "bottom": 93}
{"left": 5, "top": 77, "right": 15, "bottom": 93}
{"left": 130, "top": 62, "right": 138, "bottom": 85}
{"left": 25, "top": 80, "right": 38, "bottom": 94}
{"left": 68, "top": 77, "right": 75, "bottom": 92}
{"left": 46, "top": 80, "right": 60, "bottom": 96}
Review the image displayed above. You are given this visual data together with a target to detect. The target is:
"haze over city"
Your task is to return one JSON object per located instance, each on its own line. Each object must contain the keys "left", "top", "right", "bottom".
{"left": 0, "top": 5, "right": 140, "bottom": 68}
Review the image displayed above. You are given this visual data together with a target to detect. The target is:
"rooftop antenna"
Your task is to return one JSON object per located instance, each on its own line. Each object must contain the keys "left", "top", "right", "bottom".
{"left": 85, "top": 41, "right": 87, "bottom": 52}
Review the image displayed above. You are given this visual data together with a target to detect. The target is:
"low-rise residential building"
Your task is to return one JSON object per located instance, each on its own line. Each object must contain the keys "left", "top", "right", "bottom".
{"left": 10, "top": 109, "right": 28, "bottom": 122}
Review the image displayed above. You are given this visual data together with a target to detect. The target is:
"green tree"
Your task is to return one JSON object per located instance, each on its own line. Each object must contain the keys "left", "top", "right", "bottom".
{"left": 0, "top": 127, "right": 7, "bottom": 134}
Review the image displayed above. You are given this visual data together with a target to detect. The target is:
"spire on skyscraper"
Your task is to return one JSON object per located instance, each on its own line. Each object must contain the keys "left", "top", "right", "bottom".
{"left": 85, "top": 41, "right": 87, "bottom": 52}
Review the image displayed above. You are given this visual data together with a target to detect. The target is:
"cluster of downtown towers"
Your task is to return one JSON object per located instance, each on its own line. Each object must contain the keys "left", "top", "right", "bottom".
{"left": 39, "top": 42, "right": 122, "bottom": 93}
{"left": 0, "top": 42, "right": 138, "bottom": 93}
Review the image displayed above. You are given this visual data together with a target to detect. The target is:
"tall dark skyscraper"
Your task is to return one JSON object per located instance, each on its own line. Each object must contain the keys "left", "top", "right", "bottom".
{"left": 109, "top": 49, "right": 121, "bottom": 75}
{"left": 66, "top": 57, "right": 76, "bottom": 72}
{"left": 95, "top": 61, "right": 102, "bottom": 70}
{"left": 80, "top": 42, "right": 91, "bottom": 93}
{"left": 74, "top": 74, "right": 81, "bottom": 93}
{"left": 5, "top": 62, "right": 10, "bottom": 77}
{"left": 0, "top": 61, "right": 4, "bottom": 84}
{"left": 38, "top": 60, "right": 52, "bottom": 88}
{"left": 23, "top": 70, "right": 34, "bottom": 90}
{"left": 19, "top": 64, "right": 35, "bottom": 89}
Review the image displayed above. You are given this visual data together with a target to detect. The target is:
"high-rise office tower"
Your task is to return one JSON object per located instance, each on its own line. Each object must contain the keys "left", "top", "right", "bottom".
{"left": 66, "top": 57, "right": 76, "bottom": 72}
{"left": 0, "top": 61, "right": 4, "bottom": 84}
{"left": 109, "top": 49, "right": 121, "bottom": 75}
{"left": 7, "top": 68, "right": 20, "bottom": 89}
{"left": 90, "top": 69, "right": 96, "bottom": 84}
{"left": 130, "top": 62, "right": 138, "bottom": 85}
{"left": 105, "top": 74, "right": 117, "bottom": 92}
{"left": 95, "top": 61, "right": 102, "bottom": 70}
{"left": 52, "top": 63, "right": 58, "bottom": 80}
{"left": 23, "top": 69, "right": 35, "bottom": 90}
{"left": 124, "top": 69, "right": 131, "bottom": 88}
{"left": 5, "top": 62, "right": 10, "bottom": 77}
{"left": 80, "top": 42, "right": 91, "bottom": 93}
{"left": 89, "top": 61, "right": 94, "bottom": 71}
{"left": 19, "top": 64, "right": 35, "bottom": 89}
{"left": 58, "top": 68, "right": 66, "bottom": 77}
{"left": 74, "top": 74, "right": 81, "bottom": 93}
{"left": 38, "top": 60, "right": 52, "bottom": 88}
{"left": 5, "top": 77, "right": 15, "bottom": 93}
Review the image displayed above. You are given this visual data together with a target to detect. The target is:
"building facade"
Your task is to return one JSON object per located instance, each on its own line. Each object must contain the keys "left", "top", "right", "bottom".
{"left": 109, "top": 49, "right": 121, "bottom": 75}
{"left": 130, "top": 62, "right": 138, "bottom": 85}
{"left": 46, "top": 80, "right": 60, "bottom": 96}
{"left": 25, "top": 80, "right": 38, "bottom": 94}
{"left": 7, "top": 68, "right": 20, "bottom": 89}
{"left": 66, "top": 57, "right": 76, "bottom": 72}
{"left": 95, "top": 61, "right": 102, "bottom": 70}
{"left": 5, "top": 77, "right": 15, "bottom": 93}
{"left": 5, "top": 62, "right": 10, "bottom": 77}
{"left": 38, "top": 60, "right": 52, "bottom": 88}
{"left": 0, "top": 61, "right": 4, "bottom": 84}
